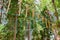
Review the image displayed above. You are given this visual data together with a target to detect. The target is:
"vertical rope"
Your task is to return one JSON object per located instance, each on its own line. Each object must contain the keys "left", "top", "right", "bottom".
{"left": 13, "top": 14, "right": 18, "bottom": 40}
{"left": 27, "top": 20, "right": 30, "bottom": 40}
{"left": 6, "top": 0, "right": 11, "bottom": 14}
{"left": 18, "top": 0, "right": 22, "bottom": 16}
{"left": 32, "top": 9, "right": 34, "bottom": 18}
{"left": 26, "top": 4, "right": 29, "bottom": 17}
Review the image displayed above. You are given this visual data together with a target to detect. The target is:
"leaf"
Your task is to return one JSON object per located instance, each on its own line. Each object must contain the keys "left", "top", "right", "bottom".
{"left": 36, "top": 23, "right": 43, "bottom": 30}
{"left": 0, "top": 24, "right": 5, "bottom": 31}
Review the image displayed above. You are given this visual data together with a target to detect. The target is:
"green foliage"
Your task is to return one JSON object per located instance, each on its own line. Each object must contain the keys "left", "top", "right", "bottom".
{"left": 8, "top": 0, "right": 18, "bottom": 15}
{"left": 58, "top": 31, "right": 60, "bottom": 36}
{"left": 0, "top": 0, "right": 60, "bottom": 40}
{"left": 56, "top": 0, "right": 60, "bottom": 8}
{"left": 0, "top": 24, "right": 5, "bottom": 31}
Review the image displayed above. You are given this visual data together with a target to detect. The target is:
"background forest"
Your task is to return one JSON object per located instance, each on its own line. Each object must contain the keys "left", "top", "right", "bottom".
{"left": 0, "top": 0, "right": 60, "bottom": 40}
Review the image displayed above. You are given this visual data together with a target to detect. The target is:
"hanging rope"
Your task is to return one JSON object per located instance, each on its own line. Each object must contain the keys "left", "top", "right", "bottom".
{"left": 18, "top": 0, "right": 22, "bottom": 16}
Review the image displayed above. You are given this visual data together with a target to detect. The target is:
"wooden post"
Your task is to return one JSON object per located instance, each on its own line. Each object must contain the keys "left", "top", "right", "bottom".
{"left": 27, "top": 20, "right": 30, "bottom": 40}
{"left": 13, "top": 14, "right": 17, "bottom": 40}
